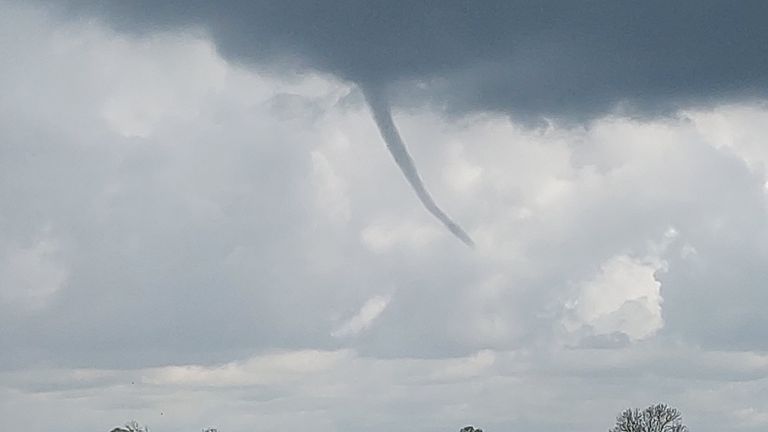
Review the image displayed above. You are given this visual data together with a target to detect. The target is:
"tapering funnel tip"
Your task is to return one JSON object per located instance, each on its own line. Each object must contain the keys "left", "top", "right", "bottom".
{"left": 363, "top": 86, "right": 475, "bottom": 248}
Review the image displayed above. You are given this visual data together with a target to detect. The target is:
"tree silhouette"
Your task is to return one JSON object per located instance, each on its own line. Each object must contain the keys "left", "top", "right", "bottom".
{"left": 110, "top": 420, "right": 149, "bottom": 432}
{"left": 609, "top": 403, "right": 688, "bottom": 432}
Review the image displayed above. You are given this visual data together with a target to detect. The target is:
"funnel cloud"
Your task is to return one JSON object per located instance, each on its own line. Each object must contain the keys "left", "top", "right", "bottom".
{"left": 364, "top": 87, "right": 474, "bottom": 247}
{"left": 50, "top": 0, "right": 768, "bottom": 242}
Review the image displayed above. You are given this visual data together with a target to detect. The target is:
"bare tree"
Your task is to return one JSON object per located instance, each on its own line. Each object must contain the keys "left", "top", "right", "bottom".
{"left": 460, "top": 426, "right": 483, "bottom": 432}
{"left": 110, "top": 420, "right": 149, "bottom": 432}
{"left": 609, "top": 403, "right": 688, "bottom": 432}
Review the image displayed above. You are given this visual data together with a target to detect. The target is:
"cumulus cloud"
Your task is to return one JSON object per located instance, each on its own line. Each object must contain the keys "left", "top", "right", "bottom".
{"left": 3, "top": 2, "right": 768, "bottom": 432}
{"left": 562, "top": 253, "right": 665, "bottom": 344}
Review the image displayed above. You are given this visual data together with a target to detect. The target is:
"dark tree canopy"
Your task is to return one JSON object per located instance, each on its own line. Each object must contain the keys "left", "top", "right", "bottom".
{"left": 111, "top": 421, "right": 149, "bottom": 432}
{"left": 610, "top": 404, "right": 689, "bottom": 432}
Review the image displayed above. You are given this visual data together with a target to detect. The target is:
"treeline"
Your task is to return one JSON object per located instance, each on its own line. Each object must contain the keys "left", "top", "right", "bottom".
{"left": 111, "top": 403, "right": 688, "bottom": 432}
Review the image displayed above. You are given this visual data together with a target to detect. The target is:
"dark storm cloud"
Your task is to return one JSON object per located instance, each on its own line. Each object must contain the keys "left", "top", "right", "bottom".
{"left": 56, "top": 0, "right": 768, "bottom": 120}
{"left": 50, "top": 0, "right": 768, "bottom": 243}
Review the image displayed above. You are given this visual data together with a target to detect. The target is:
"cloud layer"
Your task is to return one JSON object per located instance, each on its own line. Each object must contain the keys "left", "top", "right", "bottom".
{"left": 2, "top": 2, "right": 768, "bottom": 432}
{"left": 56, "top": 0, "right": 768, "bottom": 121}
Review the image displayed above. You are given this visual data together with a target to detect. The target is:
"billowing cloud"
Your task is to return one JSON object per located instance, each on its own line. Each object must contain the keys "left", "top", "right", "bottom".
{"left": 51, "top": 0, "right": 768, "bottom": 121}
{"left": 562, "top": 253, "right": 665, "bottom": 344}
{"left": 47, "top": 1, "right": 768, "bottom": 242}
{"left": 3, "top": 2, "right": 768, "bottom": 432}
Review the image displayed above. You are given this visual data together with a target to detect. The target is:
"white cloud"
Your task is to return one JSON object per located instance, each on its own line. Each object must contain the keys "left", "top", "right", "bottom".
{"left": 144, "top": 350, "right": 351, "bottom": 387}
{"left": 332, "top": 295, "right": 391, "bottom": 338}
{"left": 685, "top": 105, "right": 768, "bottom": 172}
{"left": 310, "top": 150, "right": 351, "bottom": 225}
{"left": 562, "top": 254, "right": 664, "bottom": 342}
{"left": 359, "top": 220, "right": 442, "bottom": 252}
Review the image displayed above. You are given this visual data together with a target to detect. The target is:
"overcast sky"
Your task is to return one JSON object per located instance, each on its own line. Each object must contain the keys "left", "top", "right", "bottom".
{"left": 2, "top": 2, "right": 768, "bottom": 431}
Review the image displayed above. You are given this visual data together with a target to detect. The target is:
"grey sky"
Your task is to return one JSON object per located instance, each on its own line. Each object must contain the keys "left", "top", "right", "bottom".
{"left": 1, "top": 2, "right": 768, "bottom": 432}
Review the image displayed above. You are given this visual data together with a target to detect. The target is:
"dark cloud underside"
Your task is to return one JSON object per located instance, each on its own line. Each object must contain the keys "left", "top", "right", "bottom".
{"left": 57, "top": 0, "right": 768, "bottom": 120}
